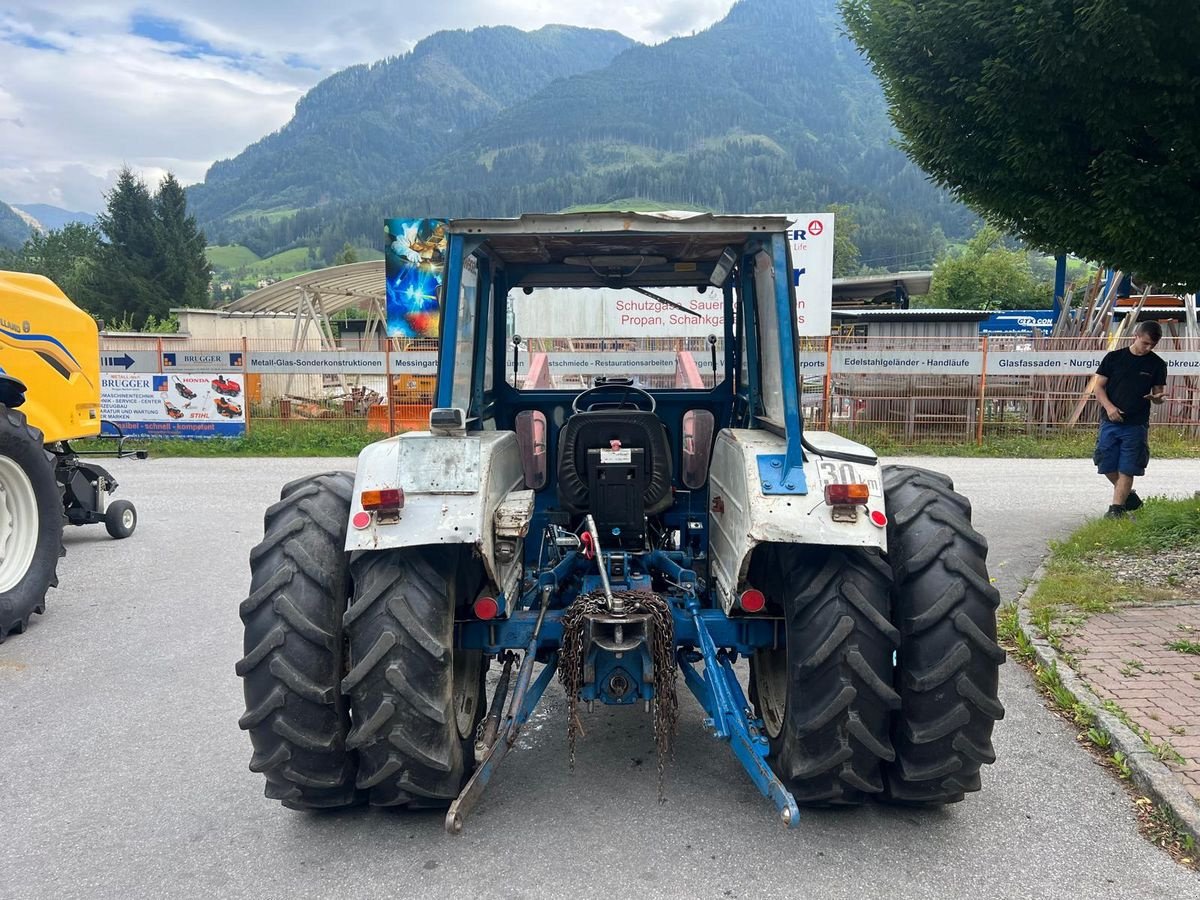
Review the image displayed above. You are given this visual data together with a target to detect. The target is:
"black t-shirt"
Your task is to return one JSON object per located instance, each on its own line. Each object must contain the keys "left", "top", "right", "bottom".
{"left": 1096, "top": 347, "right": 1167, "bottom": 425}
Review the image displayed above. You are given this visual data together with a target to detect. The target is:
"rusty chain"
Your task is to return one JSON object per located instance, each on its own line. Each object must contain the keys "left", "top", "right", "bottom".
{"left": 559, "top": 589, "right": 679, "bottom": 800}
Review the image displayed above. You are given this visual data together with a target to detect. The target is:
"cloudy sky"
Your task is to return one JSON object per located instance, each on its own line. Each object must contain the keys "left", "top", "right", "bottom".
{"left": 0, "top": 1, "right": 735, "bottom": 213}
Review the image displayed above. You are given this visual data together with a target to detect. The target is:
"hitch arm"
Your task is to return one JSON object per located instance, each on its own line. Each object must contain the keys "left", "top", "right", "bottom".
{"left": 678, "top": 598, "right": 800, "bottom": 829}
{"left": 446, "top": 589, "right": 557, "bottom": 835}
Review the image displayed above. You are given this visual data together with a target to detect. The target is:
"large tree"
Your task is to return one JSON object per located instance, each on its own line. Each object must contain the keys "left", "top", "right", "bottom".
{"left": 155, "top": 173, "right": 212, "bottom": 309}
{"left": 87, "top": 168, "right": 164, "bottom": 327}
{"left": 86, "top": 168, "right": 211, "bottom": 328}
{"left": 922, "top": 227, "right": 1052, "bottom": 311}
{"left": 840, "top": 1, "right": 1200, "bottom": 288}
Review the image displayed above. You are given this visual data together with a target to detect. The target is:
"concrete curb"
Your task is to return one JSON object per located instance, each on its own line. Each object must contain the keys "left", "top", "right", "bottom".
{"left": 1015, "top": 563, "right": 1200, "bottom": 847}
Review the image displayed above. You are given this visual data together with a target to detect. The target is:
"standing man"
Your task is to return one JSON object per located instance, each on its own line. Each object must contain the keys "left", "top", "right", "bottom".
{"left": 1093, "top": 320, "right": 1168, "bottom": 518}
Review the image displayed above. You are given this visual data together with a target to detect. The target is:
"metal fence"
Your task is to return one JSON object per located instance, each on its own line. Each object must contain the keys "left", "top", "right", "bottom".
{"left": 100, "top": 334, "right": 1200, "bottom": 445}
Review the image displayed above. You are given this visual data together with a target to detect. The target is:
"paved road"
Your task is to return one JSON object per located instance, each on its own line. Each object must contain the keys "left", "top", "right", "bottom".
{"left": 2, "top": 457, "right": 1198, "bottom": 899}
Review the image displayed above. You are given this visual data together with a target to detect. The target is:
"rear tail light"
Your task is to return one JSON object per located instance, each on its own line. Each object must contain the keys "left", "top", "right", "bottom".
{"left": 824, "top": 483, "right": 869, "bottom": 506}
{"left": 361, "top": 487, "right": 404, "bottom": 511}
{"left": 739, "top": 589, "right": 766, "bottom": 613}
{"left": 473, "top": 596, "right": 499, "bottom": 620}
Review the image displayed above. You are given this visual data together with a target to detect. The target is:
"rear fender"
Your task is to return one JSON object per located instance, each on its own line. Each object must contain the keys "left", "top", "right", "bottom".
{"left": 346, "top": 431, "right": 526, "bottom": 600}
{"left": 707, "top": 428, "right": 887, "bottom": 613}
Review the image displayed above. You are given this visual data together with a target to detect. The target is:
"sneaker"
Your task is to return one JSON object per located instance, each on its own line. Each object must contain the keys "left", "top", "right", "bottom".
{"left": 1124, "top": 491, "right": 1143, "bottom": 511}
{"left": 1104, "top": 504, "right": 1127, "bottom": 519}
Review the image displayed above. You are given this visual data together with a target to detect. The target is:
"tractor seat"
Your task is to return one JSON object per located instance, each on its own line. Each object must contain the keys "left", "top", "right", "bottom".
{"left": 557, "top": 410, "right": 673, "bottom": 516}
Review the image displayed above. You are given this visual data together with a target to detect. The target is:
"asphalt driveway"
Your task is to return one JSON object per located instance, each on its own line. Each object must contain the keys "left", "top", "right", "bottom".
{"left": 1, "top": 456, "right": 1197, "bottom": 899}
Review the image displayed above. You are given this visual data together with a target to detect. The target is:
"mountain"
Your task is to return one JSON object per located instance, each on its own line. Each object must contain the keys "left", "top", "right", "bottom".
{"left": 195, "top": 0, "right": 975, "bottom": 268}
{"left": 188, "top": 24, "right": 635, "bottom": 223}
{"left": 13, "top": 204, "right": 97, "bottom": 231}
{"left": 0, "top": 201, "right": 32, "bottom": 250}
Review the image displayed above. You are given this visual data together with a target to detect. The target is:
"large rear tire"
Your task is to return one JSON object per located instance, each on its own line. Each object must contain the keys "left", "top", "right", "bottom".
{"left": 343, "top": 546, "right": 486, "bottom": 807}
{"left": 881, "top": 465, "right": 1005, "bottom": 804}
{"left": 0, "top": 406, "right": 61, "bottom": 642}
{"left": 749, "top": 544, "right": 900, "bottom": 805}
{"left": 237, "top": 471, "right": 359, "bottom": 809}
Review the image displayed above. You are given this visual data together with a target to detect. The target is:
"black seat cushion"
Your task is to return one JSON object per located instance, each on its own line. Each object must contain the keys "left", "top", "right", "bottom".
{"left": 557, "top": 410, "right": 673, "bottom": 516}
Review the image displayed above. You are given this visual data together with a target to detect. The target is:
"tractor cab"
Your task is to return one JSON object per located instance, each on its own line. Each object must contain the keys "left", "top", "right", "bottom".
{"left": 430, "top": 212, "right": 817, "bottom": 572}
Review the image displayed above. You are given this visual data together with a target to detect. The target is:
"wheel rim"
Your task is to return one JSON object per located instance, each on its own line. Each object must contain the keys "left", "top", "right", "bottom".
{"left": 0, "top": 456, "right": 40, "bottom": 593}
{"left": 452, "top": 651, "right": 482, "bottom": 738}
{"left": 121, "top": 508, "right": 135, "bottom": 530}
{"left": 753, "top": 647, "right": 788, "bottom": 739}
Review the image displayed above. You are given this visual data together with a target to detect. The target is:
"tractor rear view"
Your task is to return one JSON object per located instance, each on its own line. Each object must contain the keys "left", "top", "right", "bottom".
{"left": 0, "top": 271, "right": 142, "bottom": 641}
{"left": 238, "top": 213, "right": 1003, "bottom": 828}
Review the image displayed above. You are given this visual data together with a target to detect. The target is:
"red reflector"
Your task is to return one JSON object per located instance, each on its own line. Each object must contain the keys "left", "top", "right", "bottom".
{"left": 824, "top": 483, "right": 869, "bottom": 506}
{"left": 473, "top": 596, "right": 499, "bottom": 620}
{"left": 739, "top": 589, "right": 766, "bottom": 613}
{"left": 361, "top": 487, "right": 404, "bottom": 511}
{"left": 870, "top": 509, "right": 888, "bottom": 528}
{"left": 351, "top": 511, "right": 371, "bottom": 530}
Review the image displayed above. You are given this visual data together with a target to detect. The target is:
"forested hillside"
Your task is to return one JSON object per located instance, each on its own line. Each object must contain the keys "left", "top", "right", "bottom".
{"left": 195, "top": 0, "right": 976, "bottom": 269}
{"left": 0, "top": 201, "right": 32, "bottom": 250}
{"left": 189, "top": 25, "right": 635, "bottom": 224}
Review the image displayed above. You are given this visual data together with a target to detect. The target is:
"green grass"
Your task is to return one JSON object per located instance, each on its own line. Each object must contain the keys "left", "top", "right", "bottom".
{"left": 1029, "top": 495, "right": 1200, "bottom": 619}
{"left": 1166, "top": 639, "right": 1200, "bottom": 655}
{"left": 205, "top": 244, "right": 261, "bottom": 269}
{"left": 246, "top": 247, "right": 312, "bottom": 276}
{"left": 76, "top": 421, "right": 375, "bottom": 458}
{"left": 838, "top": 427, "right": 1200, "bottom": 459}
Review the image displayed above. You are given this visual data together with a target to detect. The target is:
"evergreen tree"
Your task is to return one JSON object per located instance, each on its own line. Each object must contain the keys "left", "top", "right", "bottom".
{"left": 154, "top": 172, "right": 212, "bottom": 309}
{"left": 87, "top": 167, "right": 164, "bottom": 328}
{"left": 334, "top": 242, "right": 358, "bottom": 265}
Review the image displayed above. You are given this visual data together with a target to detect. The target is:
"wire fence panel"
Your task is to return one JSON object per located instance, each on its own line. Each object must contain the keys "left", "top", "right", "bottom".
{"left": 99, "top": 334, "right": 1200, "bottom": 444}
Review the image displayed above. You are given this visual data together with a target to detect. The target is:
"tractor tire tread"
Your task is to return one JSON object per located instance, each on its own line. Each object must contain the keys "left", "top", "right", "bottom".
{"left": 0, "top": 406, "right": 62, "bottom": 642}
{"left": 343, "top": 547, "right": 477, "bottom": 807}
{"left": 754, "top": 545, "right": 898, "bottom": 806}
{"left": 238, "top": 471, "right": 358, "bottom": 810}
{"left": 881, "top": 465, "right": 1004, "bottom": 805}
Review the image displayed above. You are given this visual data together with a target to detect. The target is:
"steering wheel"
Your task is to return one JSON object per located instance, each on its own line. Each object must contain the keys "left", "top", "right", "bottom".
{"left": 571, "top": 382, "right": 657, "bottom": 414}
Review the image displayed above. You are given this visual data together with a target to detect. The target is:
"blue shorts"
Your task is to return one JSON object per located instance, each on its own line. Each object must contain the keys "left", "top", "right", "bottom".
{"left": 1094, "top": 420, "right": 1150, "bottom": 476}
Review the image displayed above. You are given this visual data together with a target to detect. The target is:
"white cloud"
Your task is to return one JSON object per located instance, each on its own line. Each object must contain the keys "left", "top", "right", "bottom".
{"left": 0, "top": 1, "right": 734, "bottom": 213}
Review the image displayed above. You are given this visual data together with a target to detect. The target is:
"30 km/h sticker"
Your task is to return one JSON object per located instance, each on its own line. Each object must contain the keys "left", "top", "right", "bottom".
{"left": 815, "top": 461, "right": 881, "bottom": 497}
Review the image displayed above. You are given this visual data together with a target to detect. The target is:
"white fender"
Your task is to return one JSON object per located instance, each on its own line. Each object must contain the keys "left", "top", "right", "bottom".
{"left": 707, "top": 429, "right": 888, "bottom": 613}
{"left": 346, "top": 431, "right": 525, "bottom": 598}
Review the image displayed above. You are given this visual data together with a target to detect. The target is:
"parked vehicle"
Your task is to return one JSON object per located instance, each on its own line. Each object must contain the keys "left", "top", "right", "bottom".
{"left": 237, "top": 213, "right": 1003, "bottom": 828}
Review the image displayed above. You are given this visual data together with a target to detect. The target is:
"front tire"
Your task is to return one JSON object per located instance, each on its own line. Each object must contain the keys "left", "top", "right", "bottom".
{"left": 237, "top": 471, "right": 359, "bottom": 809}
{"left": 104, "top": 499, "right": 137, "bottom": 539}
{"left": 342, "top": 546, "right": 485, "bottom": 807}
{"left": 881, "top": 465, "right": 1005, "bottom": 804}
{"left": 750, "top": 544, "right": 900, "bottom": 805}
{"left": 0, "top": 406, "right": 61, "bottom": 641}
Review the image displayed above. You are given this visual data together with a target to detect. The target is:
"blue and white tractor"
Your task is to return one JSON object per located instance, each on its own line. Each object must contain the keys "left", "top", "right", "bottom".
{"left": 237, "top": 212, "right": 1004, "bottom": 830}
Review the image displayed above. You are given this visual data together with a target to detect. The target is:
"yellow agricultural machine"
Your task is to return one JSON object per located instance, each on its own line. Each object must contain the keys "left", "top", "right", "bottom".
{"left": 0, "top": 271, "right": 142, "bottom": 641}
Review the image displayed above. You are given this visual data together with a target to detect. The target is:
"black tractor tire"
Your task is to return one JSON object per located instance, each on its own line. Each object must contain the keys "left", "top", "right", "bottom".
{"left": 237, "top": 471, "right": 359, "bottom": 809}
{"left": 881, "top": 465, "right": 1005, "bottom": 804}
{"left": 0, "top": 406, "right": 62, "bottom": 642}
{"left": 342, "top": 545, "right": 486, "bottom": 807}
{"left": 749, "top": 544, "right": 900, "bottom": 805}
{"left": 104, "top": 499, "right": 137, "bottom": 539}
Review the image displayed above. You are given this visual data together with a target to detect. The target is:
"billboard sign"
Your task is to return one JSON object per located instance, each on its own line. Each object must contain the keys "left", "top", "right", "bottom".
{"left": 384, "top": 218, "right": 448, "bottom": 338}
{"left": 101, "top": 373, "right": 246, "bottom": 437}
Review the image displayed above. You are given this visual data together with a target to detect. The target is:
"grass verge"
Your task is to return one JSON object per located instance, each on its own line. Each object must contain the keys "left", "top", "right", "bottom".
{"left": 845, "top": 427, "right": 1200, "bottom": 459}
{"left": 1028, "top": 495, "right": 1200, "bottom": 622}
{"left": 76, "top": 421, "right": 373, "bottom": 458}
